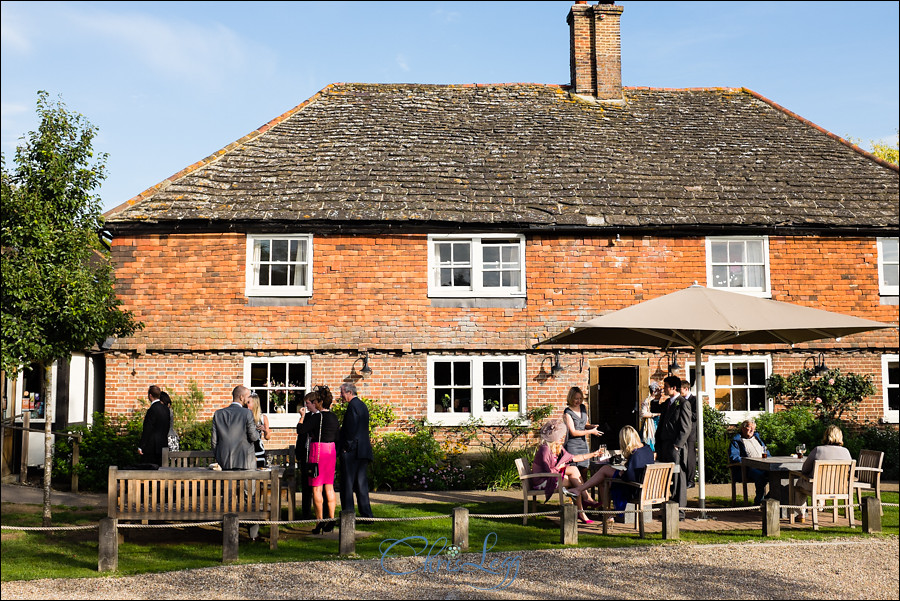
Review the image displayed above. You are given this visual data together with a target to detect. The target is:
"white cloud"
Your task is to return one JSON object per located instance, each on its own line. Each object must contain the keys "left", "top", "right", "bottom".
{"left": 396, "top": 53, "right": 410, "bottom": 72}
{"left": 431, "top": 9, "right": 461, "bottom": 24}
{"left": 0, "top": 6, "right": 32, "bottom": 54}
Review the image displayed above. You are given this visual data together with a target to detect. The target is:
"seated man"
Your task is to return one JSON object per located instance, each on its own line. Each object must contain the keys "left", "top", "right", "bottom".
{"left": 728, "top": 419, "right": 768, "bottom": 504}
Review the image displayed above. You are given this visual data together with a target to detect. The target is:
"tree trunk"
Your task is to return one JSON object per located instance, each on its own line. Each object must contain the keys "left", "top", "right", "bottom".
{"left": 42, "top": 362, "right": 53, "bottom": 527}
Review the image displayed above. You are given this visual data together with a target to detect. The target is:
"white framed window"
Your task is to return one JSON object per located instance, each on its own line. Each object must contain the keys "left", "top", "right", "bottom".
{"left": 243, "top": 356, "right": 310, "bottom": 428}
{"left": 706, "top": 236, "right": 770, "bottom": 297}
{"left": 245, "top": 234, "right": 313, "bottom": 297}
{"left": 883, "top": 354, "right": 899, "bottom": 424}
{"left": 427, "top": 356, "right": 526, "bottom": 425}
{"left": 428, "top": 234, "right": 526, "bottom": 297}
{"left": 688, "top": 355, "right": 772, "bottom": 422}
{"left": 877, "top": 237, "right": 899, "bottom": 296}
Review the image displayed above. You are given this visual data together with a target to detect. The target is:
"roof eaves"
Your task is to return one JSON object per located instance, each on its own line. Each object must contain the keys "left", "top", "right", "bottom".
{"left": 103, "top": 83, "right": 340, "bottom": 219}
{"left": 741, "top": 87, "right": 900, "bottom": 173}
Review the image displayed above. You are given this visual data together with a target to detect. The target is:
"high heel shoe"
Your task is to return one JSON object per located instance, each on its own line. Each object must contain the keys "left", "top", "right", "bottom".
{"left": 312, "top": 523, "right": 323, "bottom": 535}
{"left": 578, "top": 512, "right": 596, "bottom": 525}
{"left": 562, "top": 487, "right": 578, "bottom": 499}
{"left": 583, "top": 499, "right": 602, "bottom": 509}
{"left": 322, "top": 520, "right": 335, "bottom": 533}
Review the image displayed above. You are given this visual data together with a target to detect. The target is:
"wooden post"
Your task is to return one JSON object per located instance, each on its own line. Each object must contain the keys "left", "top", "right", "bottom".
{"left": 98, "top": 517, "right": 118, "bottom": 572}
{"left": 339, "top": 510, "right": 356, "bottom": 556}
{"left": 269, "top": 468, "right": 280, "bottom": 550}
{"left": 223, "top": 513, "right": 240, "bottom": 563}
{"left": 560, "top": 504, "right": 578, "bottom": 545}
{"left": 661, "top": 501, "right": 679, "bottom": 540}
{"left": 452, "top": 507, "right": 469, "bottom": 551}
{"left": 71, "top": 433, "right": 81, "bottom": 493}
{"left": 19, "top": 411, "right": 29, "bottom": 484}
{"left": 862, "top": 497, "right": 882, "bottom": 534}
{"left": 762, "top": 499, "right": 780, "bottom": 537}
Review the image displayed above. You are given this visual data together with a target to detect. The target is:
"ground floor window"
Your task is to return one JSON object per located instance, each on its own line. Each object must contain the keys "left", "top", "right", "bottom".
{"left": 243, "top": 356, "right": 310, "bottom": 428}
{"left": 688, "top": 355, "right": 771, "bottom": 422}
{"left": 884, "top": 354, "right": 899, "bottom": 424}
{"left": 427, "top": 355, "right": 525, "bottom": 425}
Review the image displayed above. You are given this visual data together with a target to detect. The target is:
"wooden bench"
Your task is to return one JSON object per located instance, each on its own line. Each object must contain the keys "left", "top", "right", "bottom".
{"left": 108, "top": 465, "right": 284, "bottom": 547}
{"left": 162, "top": 447, "right": 298, "bottom": 519}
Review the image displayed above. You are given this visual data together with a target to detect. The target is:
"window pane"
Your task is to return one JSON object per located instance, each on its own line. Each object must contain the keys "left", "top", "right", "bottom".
{"left": 250, "top": 364, "right": 268, "bottom": 388}
{"left": 883, "top": 239, "right": 899, "bottom": 263}
{"left": 483, "top": 362, "right": 500, "bottom": 386}
{"left": 715, "top": 389, "right": 731, "bottom": 411}
{"left": 749, "top": 363, "right": 766, "bottom": 385}
{"left": 453, "top": 243, "right": 470, "bottom": 263}
{"left": 271, "top": 264, "right": 289, "bottom": 286}
{"left": 270, "top": 363, "right": 287, "bottom": 386}
{"left": 502, "top": 271, "right": 520, "bottom": 288}
{"left": 731, "top": 389, "right": 748, "bottom": 412}
{"left": 715, "top": 365, "right": 731, "bottom": 386}
{"left": 438, "top": 243, "right": 452, "bottom": 264}
{"left": 257, "top": 389, "right": 270, "bottom": 412}
{"left": 746, "top": 265, "right": 764, "bottom": 288}
{"left": 453, "top": 268, "right": 471, "bottom": 287}
{"left": 435, "top": 388, "right": 452, "bottom": 412}
{"left": 454, "top": 362, "right": 471, "bottom": 386}
{"left": 483, "top": 271, "right": 500, "bottom": 287}
{"left": 259, "top": 266, "right": 270, "bottom": 286}
{"left": 732, "top": 364, "right": 748, "bottom": 386}
{"left": 711, "top": 242, "right": 728, "bottom": 263}
{"left": 483, "top": 389, "right": 501, "bottom": 412}
{"left": 434, "top": 362, "right": 451, "bottom": 386}
{"left": 749, "top": 388, "right": 766, "bottom": 412}
{"left": 747, "top": 240, "right": 764, "bottom": 263}
{"left": 503, "top": 246, "right": 519, "bottom": 263}
{"left": 885, "top": 265, "right": 900, "bottom": 288}
{"left": 728, "top": 265, "right": 744, "bottom": 287}
{"left": 889, "top": 362, "right": 900, "bottom": 385}
{"left": 295, "top": 240, "right": 307, "bottom": 263}
{"left": 712, "top": 265, "right": 728, "bottom": 288}
{"left": 288, "top": 363, "right": 305, "bottom": 387}
{"left": 483, "top": 246, "right": 499, "bottom": 265}
{"left": 728, "top": 241, "right": 744, "bottom": 263}
{"left": 272, "top": 239, "right": 289, "bottom": 262}
{"left": 257, "top": 239, "right": 270, "bottom": 262}
{"left": 440, "top": 268, "right": 453, "bottom": 286}
{"left": 889, "top": 389, "right": 899, "bottom": 412}
{"left": 503, "top": 361, "right": 520, "bottom": 385}
{"left": 503, "top": 388, "right": 520, "bottom": 411}
{"left": 288, "top": 390, "right": 304, "bottom": 414}
{"left": 455, "top": 387, "right": 472, "bottom": 413}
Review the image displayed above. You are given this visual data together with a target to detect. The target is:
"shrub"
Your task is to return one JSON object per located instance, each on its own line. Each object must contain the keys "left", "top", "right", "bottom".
{"left": 470, "top": 447, "right": 534, "bottom": 491}
{"left": 766, "top": 368, "right": 875, "bottom": 420}
{"left": 370, "top": 430, "right": 443, "bottom": 491}
{"left": 702, "top": 404, "right": 732, "bottom": 484}
{"left": 755, "top": 405, "right": 825, "bottom": 456}
{"left": 411, "top": 464, "right": 474, "bottom": 491}
{"left": 170, "top": 380, "right": 205, "bottom": 439}
{"left": 332, "top": 396, "right": 395, "bottom": 435}
{"left": 842, "top": 422, "right": 899, "bottom": 481}
{"left": 179, "top": 419, "right": 212, "bottom": 451}
{"left": 52, "top": 410, "right": 143, "bottom": 492}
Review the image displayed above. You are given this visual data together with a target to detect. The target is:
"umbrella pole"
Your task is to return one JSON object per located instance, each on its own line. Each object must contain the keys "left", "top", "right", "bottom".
{"left": 695, "top": 344, "right": 707, "bottom": 519}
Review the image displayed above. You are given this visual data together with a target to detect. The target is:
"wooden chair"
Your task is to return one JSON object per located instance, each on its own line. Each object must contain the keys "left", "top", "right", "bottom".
{"left": 788, "top": 460, "right": 856, "bottom": 531}
{"left": 601, "top": 462, "right": 674, "bottom": 538}
{"left": 728, "top": 461, "right": 749, "bottom": 506}
{"left": 853, "top": 449, "right": 884, "bottom": 515}
{"left": 514, "top": 457, "right": 564, "bottom": 525}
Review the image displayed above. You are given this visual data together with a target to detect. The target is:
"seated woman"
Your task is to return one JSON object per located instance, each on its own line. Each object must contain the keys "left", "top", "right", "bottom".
{"left": 729, "top": 419, "right": 769, "bottom": 504}
{"left": 531, "top": 419, "right": 602, "bottom": 524}
{"left": 790, "top": 424, "right": 851, "bottom": 521}
{"left": 567, "top": 425, "right": 654, "bottom": 523}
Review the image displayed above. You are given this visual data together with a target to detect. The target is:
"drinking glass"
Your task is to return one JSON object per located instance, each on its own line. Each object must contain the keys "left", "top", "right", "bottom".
{"left": 798, "top": 443, "right": 807, "bottom": 457}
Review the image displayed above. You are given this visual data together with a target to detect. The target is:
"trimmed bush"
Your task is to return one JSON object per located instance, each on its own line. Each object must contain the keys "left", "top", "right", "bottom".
{"left": 52, "top": 410, "right": 143, "bottom": 491}
{"left": 370, "top": 430, "right": 443, "bottom": 491}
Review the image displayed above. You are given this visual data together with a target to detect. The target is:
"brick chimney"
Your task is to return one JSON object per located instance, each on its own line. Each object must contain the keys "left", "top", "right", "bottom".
{"left": 568, "top": 1, "right": 624, "bottom": 101}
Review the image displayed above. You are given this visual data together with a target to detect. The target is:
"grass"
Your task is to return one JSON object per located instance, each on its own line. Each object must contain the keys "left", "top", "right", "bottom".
{"left": 2, "top": 493, "right": 897, "bottom": 582}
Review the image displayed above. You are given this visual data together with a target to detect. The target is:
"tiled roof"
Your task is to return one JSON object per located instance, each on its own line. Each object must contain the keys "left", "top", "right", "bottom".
{"left": 106, "top": 84, "right": 899, "bottom": 232}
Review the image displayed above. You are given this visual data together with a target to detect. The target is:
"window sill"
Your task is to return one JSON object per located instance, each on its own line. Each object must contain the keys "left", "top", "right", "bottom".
{"left": 247, "top": 297, "right": 310, "bottom": 307}
{"left": 429, "top": 297, "right": 526, "bottom": 309}
{"left": 879, "top": 295, "right": 899, "bottom": 306}
{"left": 426, "top": 414, "right": 529, "bottom": 426}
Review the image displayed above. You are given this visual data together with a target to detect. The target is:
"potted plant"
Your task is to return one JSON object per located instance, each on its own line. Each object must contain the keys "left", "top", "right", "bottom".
{"left": 438, "top": 394, "right": 452, "bottom": 413}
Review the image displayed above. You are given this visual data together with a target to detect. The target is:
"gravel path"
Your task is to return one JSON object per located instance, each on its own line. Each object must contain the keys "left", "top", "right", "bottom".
{"left": 3, "top": 536, "right": 897, "bottom": 600}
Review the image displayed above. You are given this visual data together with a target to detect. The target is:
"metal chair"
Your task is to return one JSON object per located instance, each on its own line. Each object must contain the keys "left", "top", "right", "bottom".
{"left": 514, "top": 457, "right": 564, "bottom": 525}
{"left": 788, "top": 460, "right": 856, "bottom": 531}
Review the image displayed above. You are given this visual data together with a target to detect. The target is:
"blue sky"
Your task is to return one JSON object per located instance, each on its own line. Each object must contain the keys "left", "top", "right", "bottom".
{"left": 2, "top": 1, "right": 898, "bottom": 212}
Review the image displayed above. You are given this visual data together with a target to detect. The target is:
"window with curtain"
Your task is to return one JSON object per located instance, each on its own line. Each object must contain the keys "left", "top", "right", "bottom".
{"left": 877, "top": 237, "right": 899, "bottom": 296}
{"left": 428, "top": 234, "right": 525, "bottom": 297}
{"left": 245, "top": 234, "right": 312, "bottom": 296}
{"left": 706, "top": 236, "right": 770, "bottom": 297}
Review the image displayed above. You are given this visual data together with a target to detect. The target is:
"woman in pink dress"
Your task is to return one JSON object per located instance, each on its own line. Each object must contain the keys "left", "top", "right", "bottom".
{"left": 297, "top": 385, "right": 339, "bottom": 534}
{"left": 531, "top": 419, "right": 602, "bottom": 524}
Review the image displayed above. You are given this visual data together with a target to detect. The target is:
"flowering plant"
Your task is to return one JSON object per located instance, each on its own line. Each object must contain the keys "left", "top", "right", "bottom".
{"left": 412, "top": 464, "right": 472, "bottom": 491}
{"left": 766, "top": 368, "right": 875, "bottom": 420}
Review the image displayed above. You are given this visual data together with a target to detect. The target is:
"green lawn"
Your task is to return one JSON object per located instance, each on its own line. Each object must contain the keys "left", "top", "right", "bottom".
{"left": 2, "top": 493, "right": 897, "bottom": 582}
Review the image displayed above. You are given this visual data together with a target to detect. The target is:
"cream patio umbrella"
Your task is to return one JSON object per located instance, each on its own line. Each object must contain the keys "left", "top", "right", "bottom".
{"left": 535, "top": 284, "right": 895, "bottom": 513}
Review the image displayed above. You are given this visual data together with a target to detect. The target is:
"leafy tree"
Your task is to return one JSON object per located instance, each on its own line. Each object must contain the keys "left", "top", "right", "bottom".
{"left": 1, "top": 91, "right": 140, "bottom": 524}
{"left": 848, "top": 132, "right": 899, "bottom": 165}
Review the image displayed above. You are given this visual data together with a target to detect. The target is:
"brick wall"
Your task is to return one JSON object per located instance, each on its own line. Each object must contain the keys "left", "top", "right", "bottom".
{"left": 106, "top": 232, "right": 898, "bottom": 430}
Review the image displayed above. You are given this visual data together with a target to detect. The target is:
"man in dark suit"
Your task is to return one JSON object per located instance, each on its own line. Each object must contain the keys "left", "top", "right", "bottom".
{"left": 138, "top": 385, "right": 169, "bottom": 466}
{"left": 655, "top": 375, "right": 692, "bottom": 518}
{"left": 212, "top": 385, "right": 259, "bottom": 471}
{"left": 681, "top": 380, "right": 699, "bottom": 489}
{"left": 338, "top": 382, "right": 374, "bottom": 518}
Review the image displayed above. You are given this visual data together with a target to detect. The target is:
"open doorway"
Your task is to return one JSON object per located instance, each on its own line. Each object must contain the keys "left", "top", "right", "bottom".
{"left": 589, "top": 359, "right": 649, "bottom": 451}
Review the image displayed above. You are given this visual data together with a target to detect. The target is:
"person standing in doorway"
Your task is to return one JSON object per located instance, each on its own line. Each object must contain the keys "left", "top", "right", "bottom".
{"left": 338, "top": 382, "right": 374, "bottom": 519}
{"left": 138, "top": 385, "right": 168, "bottom": 466}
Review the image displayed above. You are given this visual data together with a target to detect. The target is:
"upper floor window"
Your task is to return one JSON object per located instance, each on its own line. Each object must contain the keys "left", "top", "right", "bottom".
{"left": 877, "top": 237, "right": 899, "bottom": 296}
{"left": 706, "top": 236, "right": 770, "bottom": 297}
{"left": 883, "top": 354, "right": 899, "bottom": 424}
{"left": 245, "top": 234, "right": 312, "bottom": 297}
{"left": 427, "top": 355, "right": 526, "bottom": 425}
{"left": 428, "top": 234, "right": 525, "bottom": 297}
{"left": 244, "top": 356, "right": 310, "bottom": 427}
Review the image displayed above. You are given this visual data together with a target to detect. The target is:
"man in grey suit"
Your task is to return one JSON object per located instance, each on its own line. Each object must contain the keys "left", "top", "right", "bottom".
{"left": 212, "top": 385, "right": 261, "bottom": 539}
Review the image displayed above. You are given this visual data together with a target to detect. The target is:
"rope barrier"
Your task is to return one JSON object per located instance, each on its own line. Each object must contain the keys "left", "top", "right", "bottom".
{"left": 3, "top": 500, "right": 895, "bottom": 532}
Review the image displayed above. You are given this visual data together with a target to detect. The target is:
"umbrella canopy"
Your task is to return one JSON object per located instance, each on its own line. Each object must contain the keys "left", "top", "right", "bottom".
{"left": 536, "top": 285, "right": 895, "bottom": 513}
{"left": 539, "top": 285, "right": 893, "bottom": 350}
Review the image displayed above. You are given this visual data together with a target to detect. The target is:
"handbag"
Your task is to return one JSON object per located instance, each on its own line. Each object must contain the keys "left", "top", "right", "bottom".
{"left": 308, "top": 413, "right": 323, "bottom": 479}
{"left": 167, "top": 433, "right": 180, "bottom": 452}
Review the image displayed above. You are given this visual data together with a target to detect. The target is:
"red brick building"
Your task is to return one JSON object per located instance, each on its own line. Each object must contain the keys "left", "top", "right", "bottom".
{"left": 102, "top": 1, "right": 899, "bottom": 447}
